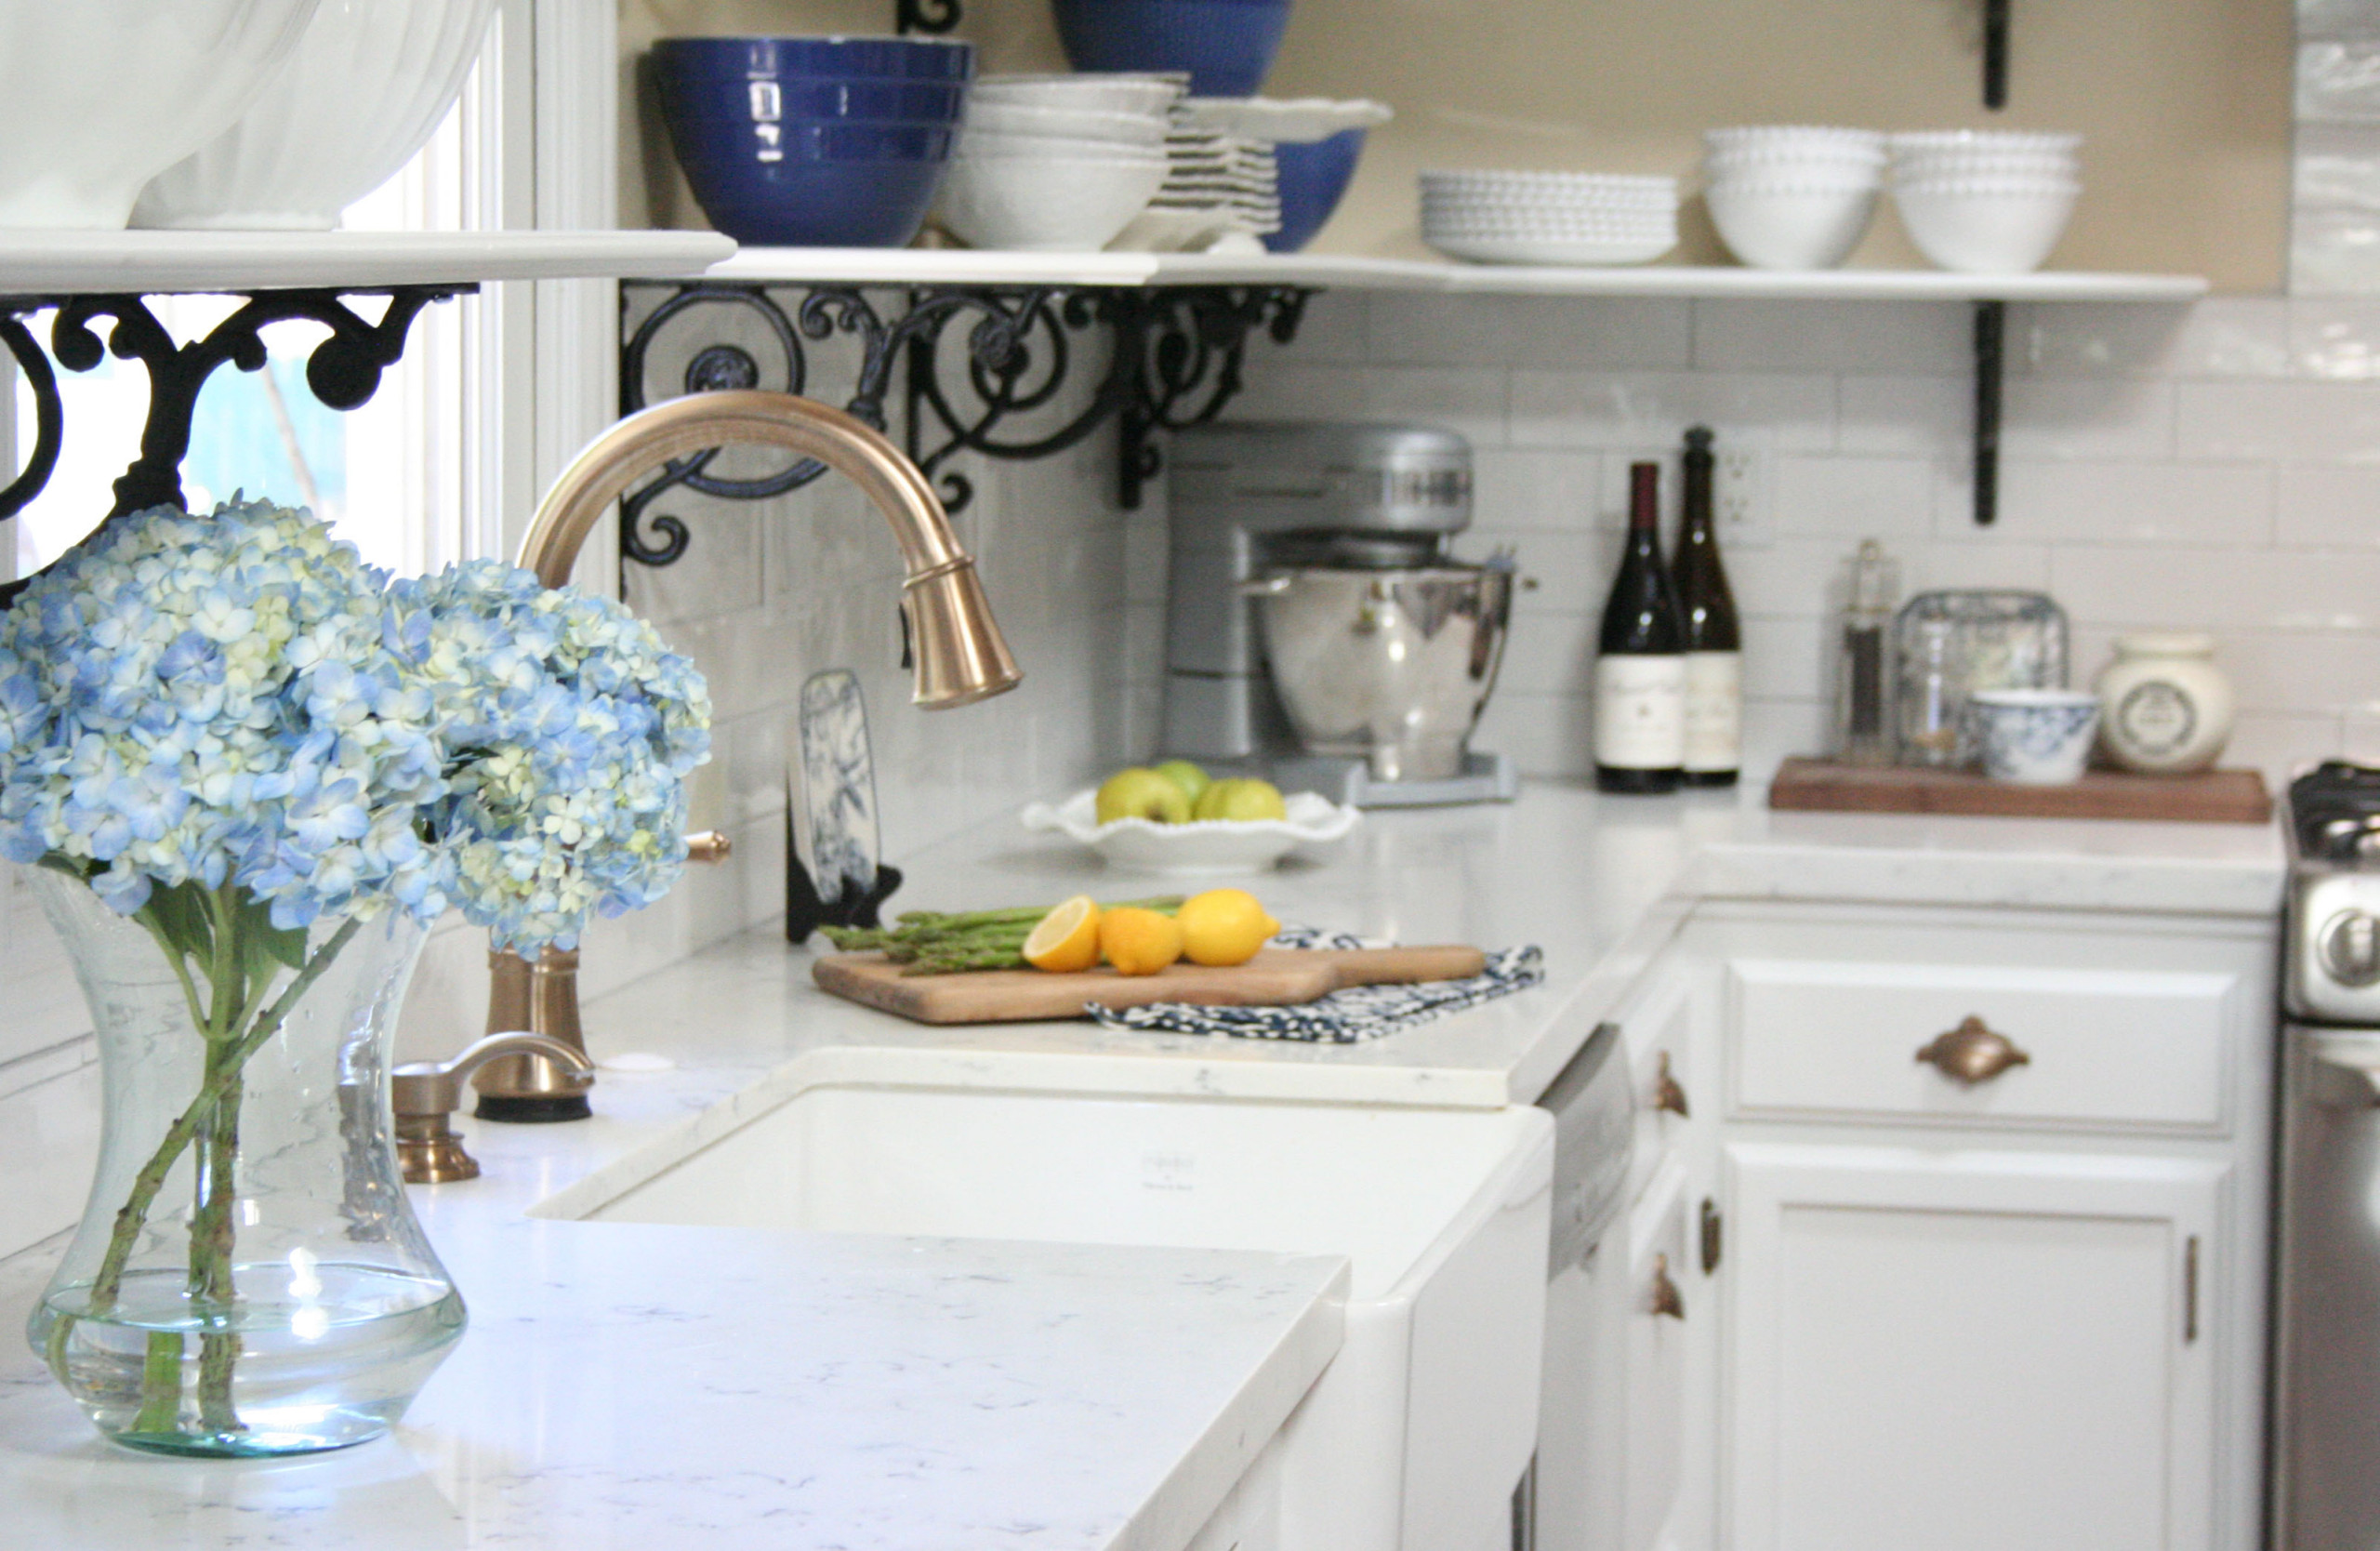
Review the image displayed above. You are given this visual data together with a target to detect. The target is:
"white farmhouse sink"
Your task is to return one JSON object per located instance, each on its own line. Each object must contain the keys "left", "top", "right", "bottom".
{"left": 536, "top": 1083, "right": 1554, "bottom": 1551}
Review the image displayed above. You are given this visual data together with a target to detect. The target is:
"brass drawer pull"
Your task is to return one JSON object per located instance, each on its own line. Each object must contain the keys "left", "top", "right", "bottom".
{"left": 1654, "top": 1051, "right": 1690, "bottom": 1119}
{"left": 1648, "top": 1253, "right": 1686, "bottom": 1320}
{"left": 1916, "top": 1015, "right": 2031, "bottom": 1084}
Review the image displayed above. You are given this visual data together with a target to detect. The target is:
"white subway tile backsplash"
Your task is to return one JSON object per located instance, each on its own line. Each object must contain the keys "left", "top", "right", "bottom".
{"left": 1470, "top": 448, "right": 1606, "bottom": 532}
{"left": 1692, "top": 299, "right": 1967, "bottom": 375}
{"left": 2293, "top": 205, "right": 2380, "bottom": 296}
{"left": 1471, "top": 690, "right": 1593, "bottom": 777}
{"left": 2050, "top": 545, "right": 2380, "bottom": 630}
{"left": 2303, "top": 0, "right": 2380, "bottom": 41}
{"left": 1369, "top": 294, "right": 1690, "bottom": 369}
{"left": 2277, "top": 463, "right": 2380, "bottom": 544}
{"left": 1773, "top": 456, "right": 1935, "bottom": 538}
{"left": 1933, "top": 460, "right": 2274, "bottom": 545}
{"left": 1285, "top": 290, "right": 1368, "bottom": 365}
{"left": 1496, "top": 612, "right": 1597, "bottom": 697}
{"left": 2178, "top": 378, "right": 2380, "bottom": 459}
{"left": 1462, "top": 525, "right": 1607, "bottom": 616}
{"left": 1836, "top": 375, "right": 1964, "bottom": 457}
{"left": 2293, "top": 298, "right": 2380, "bottom": 378}
{"left": 2013, "top": 300, "right": 2290, "bottom": 380}
{"left": 1511, "top": 369, "right": 1834, "bottom": 453}
{"left": 1846, "top": 375, "right": 2176, "bottom": 464}
{"left": 2302, "top": 39, "right": 2380, "bottom": 123}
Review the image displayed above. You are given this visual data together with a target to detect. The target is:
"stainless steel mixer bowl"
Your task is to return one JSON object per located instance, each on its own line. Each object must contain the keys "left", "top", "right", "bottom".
{"left": 1248, "top": 563, "right": 1514, "bottom": 782}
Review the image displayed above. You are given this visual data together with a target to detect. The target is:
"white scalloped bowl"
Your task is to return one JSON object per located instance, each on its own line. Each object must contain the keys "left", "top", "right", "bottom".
{"left": 1020, "top": 789, "right": 1360, "bottom": 877}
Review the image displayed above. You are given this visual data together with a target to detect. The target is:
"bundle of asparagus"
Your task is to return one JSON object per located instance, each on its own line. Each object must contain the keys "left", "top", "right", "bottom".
{"left": 821, "top": 897, "right": 1183, "bottom": 975}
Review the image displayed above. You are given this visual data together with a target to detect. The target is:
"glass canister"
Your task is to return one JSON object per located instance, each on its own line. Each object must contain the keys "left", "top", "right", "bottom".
{"left": 1893, "top": 590, "right": 2069, "bottom": 767}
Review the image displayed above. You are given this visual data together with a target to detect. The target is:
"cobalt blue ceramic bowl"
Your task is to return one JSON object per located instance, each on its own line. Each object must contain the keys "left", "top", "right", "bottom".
{"left": 1052, "top": 0, "right": 1290, "bottom": 98}
{"left": 1265, "top": 127, "right": 1364, "bottom": 252}
{"left": 654, "top": 34, "right": 976, "bottom": 84}
{"left": 653, "top": 36, "right": 972, "bottom": 247}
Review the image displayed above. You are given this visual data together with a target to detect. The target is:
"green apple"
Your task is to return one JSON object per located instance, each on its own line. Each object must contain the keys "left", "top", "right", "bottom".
{"left": 1193, "top": 777, "right": 1289, "bottom": 823}
{"left": 1096, "top": 767, "right": 1193, "bottom": 825}
{"left": 1154, "top": 759, "right": 1211, "bottom": 806}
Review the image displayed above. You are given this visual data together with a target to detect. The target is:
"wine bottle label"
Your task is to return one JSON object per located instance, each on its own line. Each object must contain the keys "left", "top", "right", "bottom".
{"left": 1594, "top": 655, "right": 1686, "bottom": 769}
{"left": 1683, "top": 651, "right": 1743, "bottom": 773}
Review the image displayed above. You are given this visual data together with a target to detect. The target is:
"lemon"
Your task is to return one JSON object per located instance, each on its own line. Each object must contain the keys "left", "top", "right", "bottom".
{"left": 1023, "top": 895, "right": 1103, "bottom": 973}
{"left": 1100, "top": 907, "right": 1184, "bottom": 976}
{"left": 1175, "top": 889, "right": 1280, "bottom": 967}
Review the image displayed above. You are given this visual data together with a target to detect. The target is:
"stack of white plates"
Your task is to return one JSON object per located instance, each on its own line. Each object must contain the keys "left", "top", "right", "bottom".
{"left": 1888, "top": 129, "right": 2082, "bottom": 273}
{"left": 1418, "top": 170, "right": 1678, "bottom": 266}
{"left": 1702, "top": 126, "right": 1884, "bottom": 271}
{"left": 1112, "top": 115, "right": 1281, "bottom": 252}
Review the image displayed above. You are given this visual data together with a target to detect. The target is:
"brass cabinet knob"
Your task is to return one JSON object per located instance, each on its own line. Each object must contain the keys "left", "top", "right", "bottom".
{"left": 685, "top": 830, "right": 733, "bottom": 864}
{"left": 1916, "top": 1015, "right": 2031, "bottom": 1085}
{"left": 1654, "top": 1051, "right": 1690, "bottom": 1119}
{"left": 1648, "top": 1253, "right": 1686, "bottom": 1320}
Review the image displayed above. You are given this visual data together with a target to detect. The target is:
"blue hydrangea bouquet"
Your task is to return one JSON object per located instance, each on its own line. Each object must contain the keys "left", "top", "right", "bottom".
{"left": 6, "top": 499, "right": 710, "bottom": 1454}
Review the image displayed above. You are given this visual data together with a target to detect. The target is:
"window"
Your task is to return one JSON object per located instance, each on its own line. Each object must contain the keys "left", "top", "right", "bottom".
{"left": 9, "top": 43, "right": 506, "bottom": 581}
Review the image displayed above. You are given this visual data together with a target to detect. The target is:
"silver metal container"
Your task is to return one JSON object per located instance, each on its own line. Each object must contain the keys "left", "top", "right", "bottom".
{"left": 1248, "top": 563, "right": 1513, "bottom": 782}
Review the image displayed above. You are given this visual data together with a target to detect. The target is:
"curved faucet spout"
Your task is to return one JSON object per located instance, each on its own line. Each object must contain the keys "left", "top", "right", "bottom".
{"left": 522, "top": 389, "right": 1024, "bottom": 708}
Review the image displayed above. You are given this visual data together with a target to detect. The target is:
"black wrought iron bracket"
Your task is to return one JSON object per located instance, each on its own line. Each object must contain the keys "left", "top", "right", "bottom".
{"left": 1984, "top": 0, "right": 2010, "bottom": 110}
{"left": 616, "top": 280, "right": 1308, "bottom": 569}
{"left": 0, "top": 285, "right": 466, "bottom": 600}
{"left": 1974, "top": 298, "right": 2003, "bottom": 526}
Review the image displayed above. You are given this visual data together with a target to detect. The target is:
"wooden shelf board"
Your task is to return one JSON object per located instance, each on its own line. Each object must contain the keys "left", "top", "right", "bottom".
{"left": 1768, "top": 756, "right": 2272, "bottom": 825}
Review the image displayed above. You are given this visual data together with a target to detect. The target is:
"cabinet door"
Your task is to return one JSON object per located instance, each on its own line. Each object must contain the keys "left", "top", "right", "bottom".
{"left": 1723, "top": 1143, "right": 2222, "bottom": 1551}
{"left": 1623, "top": 1161, "right": 1694, "bottom": 1551}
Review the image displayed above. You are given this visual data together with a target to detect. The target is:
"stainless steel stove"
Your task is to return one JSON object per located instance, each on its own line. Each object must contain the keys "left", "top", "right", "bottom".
{"left": 2274, "top": 762, "right": 2380, "bottom": 1550}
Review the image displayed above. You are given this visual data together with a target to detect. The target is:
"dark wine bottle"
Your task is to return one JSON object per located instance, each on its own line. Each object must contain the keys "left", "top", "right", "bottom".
{"left": 1674, "top": 425, "right": 1742, "bottom": 787}
{"left": 1594, "top": 461, "right": 1686, "bottom": 794}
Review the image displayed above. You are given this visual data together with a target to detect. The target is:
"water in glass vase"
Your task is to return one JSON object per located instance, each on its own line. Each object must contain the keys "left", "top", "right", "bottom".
{"left": 24, "top": 870, "right": 467, "bottom": 1457}
{"left": 33, "top": 1263, "right": 464, "bottom": 1456}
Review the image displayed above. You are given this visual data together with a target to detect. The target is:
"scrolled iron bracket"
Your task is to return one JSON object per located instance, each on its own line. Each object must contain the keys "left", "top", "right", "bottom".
{"left": 895, "top": 0, "right": 962, "bottom": 33}
{"left": 0, "top": 284, "right": 466, "bottom": 606}
{"left": 616, "top": 278, "right": 1311, "bottom": 573}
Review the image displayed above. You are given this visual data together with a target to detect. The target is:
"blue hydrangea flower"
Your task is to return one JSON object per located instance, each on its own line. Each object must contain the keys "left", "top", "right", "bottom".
{"left": 0, "top": 501, "right": 712, "bottom": 954}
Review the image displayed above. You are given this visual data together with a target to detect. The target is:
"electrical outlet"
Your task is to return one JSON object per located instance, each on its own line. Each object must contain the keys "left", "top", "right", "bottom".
{"left": 1712, "top": 430, "right": 1772, "bottom": 550}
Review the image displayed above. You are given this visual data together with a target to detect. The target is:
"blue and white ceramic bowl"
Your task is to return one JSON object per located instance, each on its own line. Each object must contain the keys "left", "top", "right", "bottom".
{"left": 1966, "top": 688, "right": 2100, "bottom": 784}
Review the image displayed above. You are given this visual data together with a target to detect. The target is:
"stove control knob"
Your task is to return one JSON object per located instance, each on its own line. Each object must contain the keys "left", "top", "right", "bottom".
{"left": 2321, "top": 909, "right": 2380, "bottom": 988}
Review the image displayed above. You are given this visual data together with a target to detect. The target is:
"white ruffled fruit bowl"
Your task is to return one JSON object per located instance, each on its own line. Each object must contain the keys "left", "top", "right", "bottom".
{"left": 1021, "top": 789, "right": 1360, "bottom": 878}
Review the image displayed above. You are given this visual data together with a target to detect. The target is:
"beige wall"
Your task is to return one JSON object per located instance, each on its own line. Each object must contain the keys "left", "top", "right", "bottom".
{"left": 621, "top": 0, "right": 2291, "bottom": 291}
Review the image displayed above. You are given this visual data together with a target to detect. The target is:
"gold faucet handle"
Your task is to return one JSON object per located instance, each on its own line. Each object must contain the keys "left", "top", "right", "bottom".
{"left": 686, "top": 829, "right": 733, "bottom": 864}
{"left": 394, "top": 1032, "right": 595, "bottom": 1184}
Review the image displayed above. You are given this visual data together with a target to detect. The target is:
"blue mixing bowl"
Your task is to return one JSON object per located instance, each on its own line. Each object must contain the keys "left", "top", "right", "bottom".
{"left": 1266, "top": 127, "right": 1364, "bottom": 252}
{"left": 654, "top": 38, "right": 973, "bottom": 247}
{"left": 654, "top": 34, "right": 976, "bottom": 83}
{"left": 1052, "top": 0, "right": 1290, "bottom": 98}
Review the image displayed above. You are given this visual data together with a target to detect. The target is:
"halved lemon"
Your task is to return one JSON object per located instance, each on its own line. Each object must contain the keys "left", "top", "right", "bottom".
{"left": 1023, "top": 895, "right": 1103, "bottom": 973}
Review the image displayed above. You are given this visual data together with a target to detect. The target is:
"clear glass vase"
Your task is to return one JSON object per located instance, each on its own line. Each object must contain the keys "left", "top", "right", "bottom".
{"left": 22, "top": 868, "right": 465, "bottom": 1457}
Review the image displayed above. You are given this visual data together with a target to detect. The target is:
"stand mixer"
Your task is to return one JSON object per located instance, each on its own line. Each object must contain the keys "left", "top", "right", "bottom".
{"left": 1162, "top": 421, "right": 1518, "bottom": 807}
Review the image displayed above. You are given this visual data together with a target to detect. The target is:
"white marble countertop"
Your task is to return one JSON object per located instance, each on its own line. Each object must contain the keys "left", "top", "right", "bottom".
{"left": 0, "top": 778, "right": 2285, "bottom": 1547}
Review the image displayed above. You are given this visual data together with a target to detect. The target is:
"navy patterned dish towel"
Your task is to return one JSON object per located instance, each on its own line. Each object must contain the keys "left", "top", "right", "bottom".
{"left": 1089, "top": 926, "right": 1546, "bottom": 1043}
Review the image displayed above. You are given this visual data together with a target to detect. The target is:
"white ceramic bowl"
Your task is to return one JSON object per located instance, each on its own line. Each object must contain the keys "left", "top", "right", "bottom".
{"left": 938, "top": 151, "right": 1169, "bottom": 250}
{"left": 137, "top": 0, "right": 496, "bottom": 231}
{"left": 1893, "top": 181, "right": 2079, "bottom": 272}
{"left": 0, "top": 0, "right": 323, "bottom": 228}
{"left": 1967, "top": 689, "right": 2101, "bottom": 784}
{"left": 1706, "top": 154, "right": 1885, "bottom": 185}
{"left": 1706, "top": 183, "right": 1879, "bottom": 270}
{"left": 1706, "top": 126, "right": 1885, "bottom": 156}
{"left": 1892, "top": 149, "right": 2077, "bottom": 176}
{"left": 1891, "top": 129, "right": 2082, "bottom": 157}
{"left": 1706, "top": 169, "right": 1881, "bottom": 195}
{"left": 1021, "top": 789, "right": 1360, "bottom": 878}
{"left": 957, "top": 127, "right": 1167, "bottom": 163}
{"left": 966, "top": 100, "right": 1169, "bottom": 145}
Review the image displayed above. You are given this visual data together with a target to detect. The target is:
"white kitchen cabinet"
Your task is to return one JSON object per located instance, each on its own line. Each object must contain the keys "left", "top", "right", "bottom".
{"left": 1686, "top": 902, "right": 2273, "bottom": 1551}
{"left": 1722, "top": 1142, "right": 2223, "bottom": 1551}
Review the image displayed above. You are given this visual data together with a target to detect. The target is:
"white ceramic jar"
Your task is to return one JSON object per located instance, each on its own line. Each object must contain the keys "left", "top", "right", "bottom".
{"left": 2093, "top": 632, "right": 2235, "bottom": 775}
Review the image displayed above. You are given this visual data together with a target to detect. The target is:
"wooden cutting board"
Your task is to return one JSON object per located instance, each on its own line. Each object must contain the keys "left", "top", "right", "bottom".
{"left": 813, "top": 945, "right": 1489, "bottom": 1026}
{"left": 1768, "top": 757, "right": 2272, "bottom": 824}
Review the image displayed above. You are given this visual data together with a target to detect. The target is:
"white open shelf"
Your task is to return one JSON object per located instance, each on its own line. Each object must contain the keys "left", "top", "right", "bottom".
{"left": 673, "top": 246, "right": 2210, "bottom": 303}
{"left": 0, "top": 230, "right": 736, "bottom": 295}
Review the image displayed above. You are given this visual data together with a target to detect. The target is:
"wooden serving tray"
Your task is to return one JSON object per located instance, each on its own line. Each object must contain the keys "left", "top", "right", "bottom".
{"left": 813, "top": 945, "right": 1488, "bottom": 1026}
{"left": 1767, "top": 757, "right": 2272, "bottom": 824}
